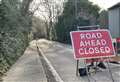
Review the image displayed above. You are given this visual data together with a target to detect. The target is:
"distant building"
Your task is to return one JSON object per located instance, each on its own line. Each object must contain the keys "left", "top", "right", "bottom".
{"left": 108, "top": 3, "right": 120, "bottom": 38}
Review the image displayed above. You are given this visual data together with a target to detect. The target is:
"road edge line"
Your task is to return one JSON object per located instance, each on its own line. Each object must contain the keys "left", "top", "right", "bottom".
{"left": 37, "top": 45, "right": 64, "bottom": 82}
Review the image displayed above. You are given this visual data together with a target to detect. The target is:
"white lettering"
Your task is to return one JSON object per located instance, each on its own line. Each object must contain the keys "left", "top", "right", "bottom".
{"left": 89, "top": 48, "right": 94, "bottom": 54}
{"left": 78, "top": 46, "right": 111, "bottom": 55}
{"left": 100, "top": 47, "right": 105, "bottom": 53}
{"left": 84, "top": 41, "right": 91, "bottom": 46}
{"left": 101, "top": 39, "right": 106, "bottom": 45}
{"left": 80, "top": 34, "right": 85, "bottom": 39}
{"left": 96, "top": 33, "right": 102, "bottom": 38}
{"left": 80, "top": 39, "right": 107, "bottom": 46}
{"left": 91, "top": 33, "right": 97, "bottom": 38}
{"left": 80, "top": 32, "right": 102, "bottom": 39}
{"left": 91, "top": 40, "right": 96, "bottom": 46}
{"left": 80, "top": 41, "right": 85, "bottom": 47}
{"left": 94, "top": 47, "right": 100, "bottom": 53}
{"left": 105, "top": 47, "right": 111, "bottom": 53}
{"left": 96, "top": 40, "right": 101, "bottom": 46}
{"left": 79, "top": 48, "right": 84, "bottom": 55}
{"left": 86, "top": 33, "right": 91, "bottom": 39}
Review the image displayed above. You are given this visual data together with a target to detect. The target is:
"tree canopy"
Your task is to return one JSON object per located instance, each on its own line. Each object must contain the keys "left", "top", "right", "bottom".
{"left": 0, "top": 0, "right": 33, "bottom": 76}
{"left": 98, "top": 10, "right": 108, "bottom": 29}
{"left": 54, "top": 0, "right": 100, "bottom": 43}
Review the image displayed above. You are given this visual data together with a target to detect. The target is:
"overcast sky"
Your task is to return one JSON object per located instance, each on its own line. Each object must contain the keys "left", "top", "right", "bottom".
{"left": 89, "top": 0, "right": 120, "bottom": 10}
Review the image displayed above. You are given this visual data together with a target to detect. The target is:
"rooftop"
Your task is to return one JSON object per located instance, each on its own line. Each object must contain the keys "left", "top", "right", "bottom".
{"left": 109, "top": 2, "right": 120, "bottom": 10}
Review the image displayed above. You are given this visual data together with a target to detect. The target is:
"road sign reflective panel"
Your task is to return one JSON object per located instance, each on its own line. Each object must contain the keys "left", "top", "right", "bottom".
{"left": 117, "top": 38, "right": 120, "bottom": 43}
{"left": 70, "top": 30, "right": 115, "bottom": 59}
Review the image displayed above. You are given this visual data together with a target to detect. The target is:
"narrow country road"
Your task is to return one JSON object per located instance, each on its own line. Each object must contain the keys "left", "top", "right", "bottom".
{"left": 2, "top": 39, "right": 120, "bottom": 82}
{"left": 3, "top": 41, "right": 47, "bottom": 82}
{"left": 37, "top": 39, "right": 120, "bottom": 82}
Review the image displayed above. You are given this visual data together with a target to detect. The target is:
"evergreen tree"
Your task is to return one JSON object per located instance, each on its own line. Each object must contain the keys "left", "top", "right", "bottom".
{"left": 98, "top": 10, "right": 108, "bottom": 29}
{"left": 0, "top": 0, "right": 33, "bottom": 76}
{"left": 55, "top": 0, "right": 100, "bottom": 43}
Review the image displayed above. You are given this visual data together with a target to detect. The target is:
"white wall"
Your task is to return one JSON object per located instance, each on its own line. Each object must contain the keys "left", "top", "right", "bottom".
{"left": 109, "top": 8, "right": 120, "bottom": 38}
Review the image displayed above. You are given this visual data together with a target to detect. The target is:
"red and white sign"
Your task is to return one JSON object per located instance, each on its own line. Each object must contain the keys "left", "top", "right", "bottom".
{"left": 70, "top": 30, "right": 115, "bottom": 59}
{"left": 117, "top": 38, "right": 120, "bottom": 43}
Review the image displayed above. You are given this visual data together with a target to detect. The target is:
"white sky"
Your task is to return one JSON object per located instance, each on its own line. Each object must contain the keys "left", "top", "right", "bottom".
{"left": 89, "top": 0, "right": 120, "bottom": 10}
{"left": 33, "top": 0, "right": 120, "bottom": 19}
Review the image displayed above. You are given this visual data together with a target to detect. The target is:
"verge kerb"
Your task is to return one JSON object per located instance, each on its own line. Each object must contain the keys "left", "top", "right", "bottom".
{"left": 36, "top": 44, "right": 64, "bottom": 82}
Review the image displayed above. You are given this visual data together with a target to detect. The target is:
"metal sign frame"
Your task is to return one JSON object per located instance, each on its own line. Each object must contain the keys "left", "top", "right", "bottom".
{"left": 70, "top": 29, "right": 115, "bottom": 59}
{"left": 74, "top": 25, "right": 115, "bottom": 82}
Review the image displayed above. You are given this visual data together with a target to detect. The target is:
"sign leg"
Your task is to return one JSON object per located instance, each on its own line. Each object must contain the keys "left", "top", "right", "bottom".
{"left": 107, "top": 57, "right": 115, "bottom": 82}
{"left": 76, "top": 60, "right": 79, "bottom": 76}
{"left": 84, "top": 60, "right": 91, "bottom": 82}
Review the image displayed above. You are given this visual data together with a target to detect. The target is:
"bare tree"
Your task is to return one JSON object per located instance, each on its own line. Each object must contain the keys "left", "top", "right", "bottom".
{"left": 21, "top": 0, "right": 33, "bottom": 16}
{"left": 30, "top": 0, "right": 63, "bottom": 40}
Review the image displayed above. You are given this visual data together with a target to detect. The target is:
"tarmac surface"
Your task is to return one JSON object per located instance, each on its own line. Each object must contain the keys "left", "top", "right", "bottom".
{"left": 2, "top": 39, "right": 120, "bottom": 82}
{"left": 37, "top": 39, "right": 120, "bottom": 82}
{"left": 2, "top": 42, "right": 47, "bottom": 82}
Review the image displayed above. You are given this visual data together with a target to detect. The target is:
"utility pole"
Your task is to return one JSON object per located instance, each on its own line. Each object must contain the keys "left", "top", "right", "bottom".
{"left": 75, "top": 0, "right": 80, "bottom": 77}
{"left": 75, "top": 0, "right": 77, "bottom": 18}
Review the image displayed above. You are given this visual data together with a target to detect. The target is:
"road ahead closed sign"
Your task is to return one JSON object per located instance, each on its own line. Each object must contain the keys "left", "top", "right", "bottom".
{"left": 70, "top": 30, "right": 115, "bottom": 59}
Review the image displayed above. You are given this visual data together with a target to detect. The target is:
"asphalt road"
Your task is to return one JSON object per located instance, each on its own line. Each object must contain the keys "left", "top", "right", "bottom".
{"left": 38, "top": 39, "right": 120, "bottom": 82}
{"left": 3, "top": 41, "right": 47, "bottom": 82}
